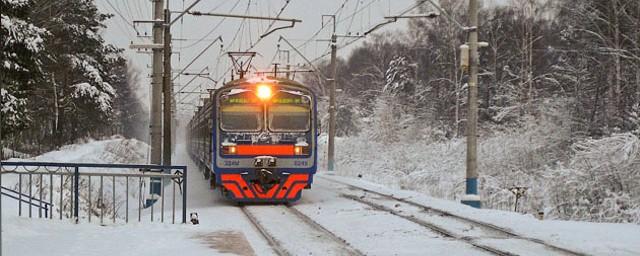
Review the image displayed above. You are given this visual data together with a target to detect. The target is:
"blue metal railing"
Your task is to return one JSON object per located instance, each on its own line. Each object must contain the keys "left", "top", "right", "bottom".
{"left": 0, "top": 161, "right": 188, "bottom": 224}
{"left": 1, "top": 186, "right": 51, "bottom": 218}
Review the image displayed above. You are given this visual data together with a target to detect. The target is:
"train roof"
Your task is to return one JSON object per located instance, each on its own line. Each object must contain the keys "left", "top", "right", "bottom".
{"left": 221, "top": 76, "right": 308, "bottom": 90}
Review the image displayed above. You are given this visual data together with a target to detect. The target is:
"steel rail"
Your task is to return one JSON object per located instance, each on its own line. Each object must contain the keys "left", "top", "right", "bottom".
{"left": 240, "top": 206, "right": 290, "bottom": 256}
{"left": 320, "top": 176, "right": 589, "bottom": 256}
{"left": 342, "top": 194, "right": 515, "bottom": 256}
{"left": 285, "top": 205, "right": 365, "bottom": 256}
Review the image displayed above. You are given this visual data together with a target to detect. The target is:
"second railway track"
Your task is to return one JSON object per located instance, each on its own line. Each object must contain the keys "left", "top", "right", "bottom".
{"left": 319, "top": 175, "right": 590, "bottom": 256}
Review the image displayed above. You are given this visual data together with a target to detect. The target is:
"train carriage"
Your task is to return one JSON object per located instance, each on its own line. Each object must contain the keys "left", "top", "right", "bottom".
{"left": 187, "top": 76, "right": 318, "bottom": 203}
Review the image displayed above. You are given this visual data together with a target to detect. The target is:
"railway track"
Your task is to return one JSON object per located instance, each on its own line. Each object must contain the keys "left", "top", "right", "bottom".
{"left": 319, "top": 175, "right": 589, "bottom": 256}
{"left": 240, "top": 206, "right": 289, "bottom": 256}
{"left": 240, "top": 204, "right": 364, "bottom": 256}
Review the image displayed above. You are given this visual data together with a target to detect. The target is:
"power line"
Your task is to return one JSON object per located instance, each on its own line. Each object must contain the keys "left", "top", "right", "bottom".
{"left": 310, "top": 0, "right": 428, "bottom": 63}
{"left": 295, "top": 0, "right": 352, "bottom": 50}
{"left": 104, "top": 0, "right": 140, "bottom": 36}
{"left": 214, "top": 0, "right": 294, "bottom": 84}
{"left": 178, "top": 0, "right": 243, "bottom": 50}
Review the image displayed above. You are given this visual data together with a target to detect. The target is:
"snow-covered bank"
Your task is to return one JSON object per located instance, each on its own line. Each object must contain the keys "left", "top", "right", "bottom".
{"left": 1, "top": 138, "right": 270, "bottom": 256}
{"left": 2, "top": 137, "right": 151, "bottom": 222}
{"left": 319, "top": 175, "right": 640, "bottom": 256}
{"left": 321, "top": 118, "right": 640, "bottom": 224}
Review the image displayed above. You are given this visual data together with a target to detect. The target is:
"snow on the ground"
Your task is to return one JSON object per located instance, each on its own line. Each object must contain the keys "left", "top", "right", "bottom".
{"left": 2, "top": 217, "right": 213, "bottom": 256}
{"left": 1, "top": 137, "right": 151, "bottom": 223}
{"left": 319, "top": 174, "right": 640, "bottom": 256}
{"left": 3, "top": 135, "right": 639, "bottom": 256}
{"left": 2, "top": 138, "right": 275, "bottom": 256}
{"left": 294, "top": 182, "right": 489, "bottom": 256}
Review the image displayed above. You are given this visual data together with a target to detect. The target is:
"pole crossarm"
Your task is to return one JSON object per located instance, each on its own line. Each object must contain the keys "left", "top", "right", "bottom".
{"left": 424, "top": 0, "right": 467, "bottom": 30}
{"left": 184, "top": 11, "right": 301, "bottom": 23}
{"left": 384, "top": 13, "right": 440, "bottom": 20}
{"left": 182, "top": 11, "right": 302, "bottom": 39}
{"left": 171, "top": 0, "right": 202, "bottom": 25}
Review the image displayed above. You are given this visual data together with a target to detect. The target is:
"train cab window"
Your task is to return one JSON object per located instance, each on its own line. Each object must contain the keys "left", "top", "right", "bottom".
{"left": 268, "top": 104, "right": 311, "bottom": 132}
{"left": 220, "top": 105, "right": 263, "bottom": 132}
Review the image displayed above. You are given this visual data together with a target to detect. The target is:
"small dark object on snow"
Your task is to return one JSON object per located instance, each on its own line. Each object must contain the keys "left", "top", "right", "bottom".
{"left": 394, "top": 204, "right": 401, "bottom": 208}
{"left": 190, "top": 212, "right": 199, "bottom": 225}
{"left": 357, "top": 174, "right": 363, "bottom": 178}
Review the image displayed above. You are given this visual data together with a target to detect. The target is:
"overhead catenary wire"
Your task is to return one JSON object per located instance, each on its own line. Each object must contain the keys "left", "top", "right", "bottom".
{"left": 178, "top": 0, "right": 242, "bottom": 50}
{"left": 309, "top": 0, "right": 429, "bottom": 63}
{"left": 294, "top": 0, "right": 352, "bottom": 50}
{"left": 213, "top": 0, "right": 294, "bottom": 84}
{"left": 104, "top": 0, "right": 141, "bottom": 36}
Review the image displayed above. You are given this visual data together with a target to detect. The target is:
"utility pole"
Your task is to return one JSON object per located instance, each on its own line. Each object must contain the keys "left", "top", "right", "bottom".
{"left": 324, "top": 14, "right": 337, "bottom": 173}
{"left": 150, "top": 0, "right": 165, "bottom": 165}
{"left": 461, "top": 0, "right": 481, "bottom": 208}
{"left": 328, "top": 33, "right": 337, "bottom": 173}
{"left": 163, "top": 8, "right": 172, "bottom": 165}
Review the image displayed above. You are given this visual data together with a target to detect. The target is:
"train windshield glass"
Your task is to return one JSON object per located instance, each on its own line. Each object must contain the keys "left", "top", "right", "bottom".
{"left": 268, "top": 104, "right": 311, "bottom": 132}
{"left": 220, "top": 105, "right": 263, "bottom": 132}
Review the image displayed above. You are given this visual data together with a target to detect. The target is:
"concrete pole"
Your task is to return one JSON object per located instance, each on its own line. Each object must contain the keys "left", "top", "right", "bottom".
{"left": 163, "top": 9, "right": 172, "bottom": 166}
{"left": 462, "top": 0, "right": 481, "bottom": 208}
{"left": 150, "top": 0, "right": 165, "bottom": 165}
{"left": 1, "top": 124, "right": 3, "bottom": 256}
{"left": 327, "top": 34, "right": 337, "bottom": 173}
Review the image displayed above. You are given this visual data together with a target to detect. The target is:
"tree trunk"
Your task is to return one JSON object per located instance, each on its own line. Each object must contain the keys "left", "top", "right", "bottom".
{"left": 613, "top": 0, "right": 622, "bottom": 128}
{"left": 52, "top": 74, "right": 60, "bottom": 147}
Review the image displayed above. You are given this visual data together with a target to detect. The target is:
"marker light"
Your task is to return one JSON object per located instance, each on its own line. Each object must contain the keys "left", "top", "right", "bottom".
{"left": 256, "top": 84, "right": 273, "bottom": 100}
{"left": 294, "top": 145, "right": 309, "bottom": 155}
{"left": 222, "top": 145, "right": 237, "bottom": 155}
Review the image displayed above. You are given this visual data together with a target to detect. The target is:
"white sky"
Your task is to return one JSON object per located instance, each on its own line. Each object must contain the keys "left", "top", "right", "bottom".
{"left": 95, "top": 0, "right": 508, "bottom": 114}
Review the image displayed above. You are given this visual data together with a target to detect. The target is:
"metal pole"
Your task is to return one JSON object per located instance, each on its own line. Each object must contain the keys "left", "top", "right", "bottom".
{"left": 324, "top": 14, "right": 338, "bottom": 174}
{"left": 163, "top": 8, "right": 172, "bottom": 166}
{"left": 327, "top": 33, "right": 337, "bottom": 173}
{"left": 0, "top": 135, "right": 3, "bottom": 256}
{"left": 88, "top": 176, "right": 91, "bottom": 222}
{"left": 125, "top": 177, "right": 129, "bottom": 223}
{"left": 74, "top": 167, "right": 79, "bottom": 223}
{"left": 182, "top": 168, "right": 187, "bottom": 224}
{"left": 461, "top": 0, "right": 481, "bottom": 209}
{"left": 150, "top": 0, "right": 165, "bottom": 165}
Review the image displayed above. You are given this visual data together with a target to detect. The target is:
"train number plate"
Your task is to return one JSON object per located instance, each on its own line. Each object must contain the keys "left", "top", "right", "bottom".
{"left": 294, "top": 161, "right": 309, "bottom": 167}
{"left": 223, "top": 160, "right": 240, "bottom": 166}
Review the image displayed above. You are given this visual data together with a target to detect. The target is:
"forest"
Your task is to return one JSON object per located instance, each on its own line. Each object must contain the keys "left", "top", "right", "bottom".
{"left": 308, "top": 0, "right": 640, "bottom": 223}
{"left": 1, "top": 0, "right": 147, "bottom": 155}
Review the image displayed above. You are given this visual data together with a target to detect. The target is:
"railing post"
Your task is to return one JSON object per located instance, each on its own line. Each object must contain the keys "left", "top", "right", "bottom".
{"left": 74, "top": 167, "right": 79, "bottom": 224}
{"left": 182, "top": 167, "right": 187, "bottom": 224}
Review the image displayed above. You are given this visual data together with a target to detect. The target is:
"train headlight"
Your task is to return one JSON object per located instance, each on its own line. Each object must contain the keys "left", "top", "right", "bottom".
{"left": 294, "top": 145, "right": 310, "bottom": 155}
{"left": 256, "top": 84, "right": 273, "bottom": 100}
{"left": 222, "top": 145, "right": 237, "bottom": 155}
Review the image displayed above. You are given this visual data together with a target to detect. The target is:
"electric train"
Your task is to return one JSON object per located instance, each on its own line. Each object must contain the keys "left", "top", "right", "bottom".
{"left": 187, "top": 76, "right": 318, "bottom": 203}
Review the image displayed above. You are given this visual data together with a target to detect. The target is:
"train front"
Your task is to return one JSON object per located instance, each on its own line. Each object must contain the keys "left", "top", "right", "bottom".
{"left": 213, "top": 78, "right": 317, "bottom": 203}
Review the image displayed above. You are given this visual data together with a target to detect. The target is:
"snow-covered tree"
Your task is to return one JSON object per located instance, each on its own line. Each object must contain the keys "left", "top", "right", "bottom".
{"left": 383, "top": 56, "right": 416, "bottom": 98}
{"left": 0, "top": 0, "right": 47, "bottom": 137}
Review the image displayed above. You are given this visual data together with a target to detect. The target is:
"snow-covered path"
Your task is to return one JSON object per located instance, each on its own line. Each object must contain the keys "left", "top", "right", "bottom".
{"left": 3, "top": 139, "right": 640, "bottom": 255}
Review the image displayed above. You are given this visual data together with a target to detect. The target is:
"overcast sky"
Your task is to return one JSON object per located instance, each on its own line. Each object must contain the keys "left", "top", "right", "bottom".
{"left": 95, "top": 0, "right": 507, "bottom": 113}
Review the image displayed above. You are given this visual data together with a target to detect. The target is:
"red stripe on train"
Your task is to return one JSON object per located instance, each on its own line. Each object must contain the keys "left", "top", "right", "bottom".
{"left": 221, "top": 173, "right": 309, "bottom": 200}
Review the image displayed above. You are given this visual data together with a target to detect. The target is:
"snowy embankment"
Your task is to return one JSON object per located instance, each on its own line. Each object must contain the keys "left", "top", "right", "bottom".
{"left": 317, "top": 175, "right": 640, "bottom": 256}
{"left": 1, "top": 138, "right": 271, "bottom": 256}
{"left": 2, "top": 137, "right": 151, "bottom": 221}
{"left": 321, "top": 118, "right": 640, "bottom": 224}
